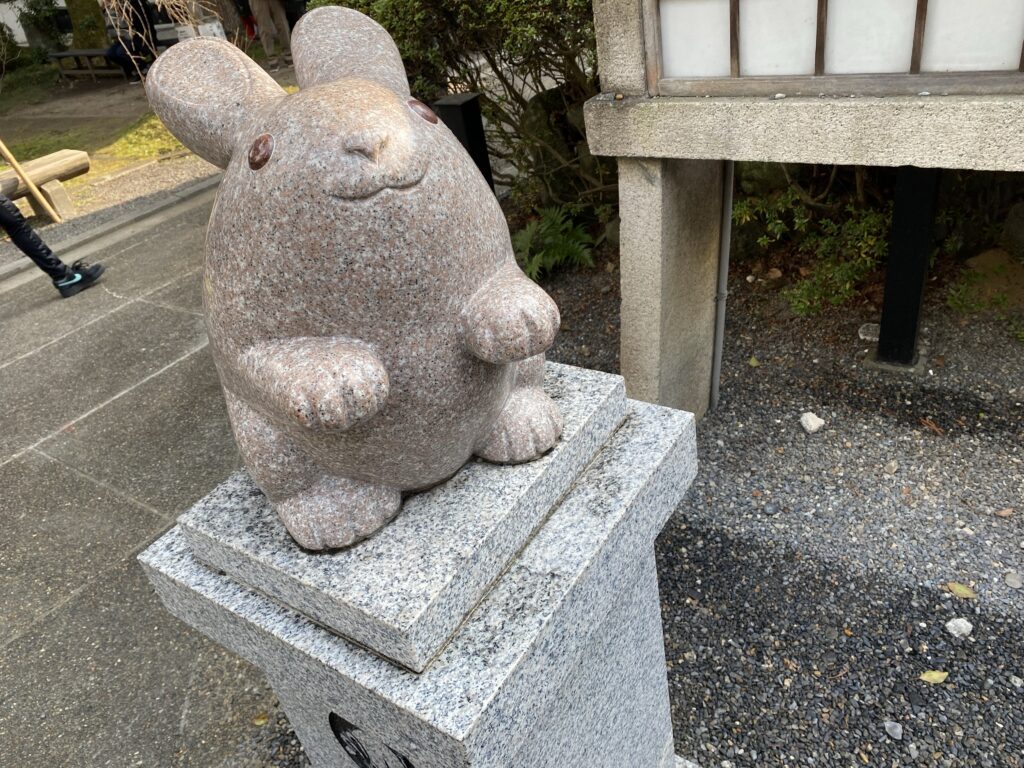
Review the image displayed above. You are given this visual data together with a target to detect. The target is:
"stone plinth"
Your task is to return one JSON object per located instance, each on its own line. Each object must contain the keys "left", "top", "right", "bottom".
{"left": 179, "top": 363, "right": 626, "bottom": 672}
{"left": 140, "top": 365, "right": 698, "bottom": 768}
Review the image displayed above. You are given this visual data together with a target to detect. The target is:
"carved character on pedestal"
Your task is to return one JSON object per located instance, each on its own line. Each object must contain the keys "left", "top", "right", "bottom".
{"left": 145, "top": 6, "right": 562, "bottom": 550}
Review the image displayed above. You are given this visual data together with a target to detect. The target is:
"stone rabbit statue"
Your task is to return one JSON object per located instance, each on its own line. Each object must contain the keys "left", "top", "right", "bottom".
{"left": 146, "top": 6, "right": 562, "bottom": 550}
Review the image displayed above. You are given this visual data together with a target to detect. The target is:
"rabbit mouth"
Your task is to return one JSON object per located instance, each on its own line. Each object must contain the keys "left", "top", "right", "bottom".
{"left": 329, "top": 162, "right": 430, "bottom": 201}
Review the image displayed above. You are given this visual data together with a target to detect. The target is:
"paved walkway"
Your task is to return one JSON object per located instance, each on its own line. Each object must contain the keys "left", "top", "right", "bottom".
{"left": 0, "top": 189, "right": 287, "bottom": 767}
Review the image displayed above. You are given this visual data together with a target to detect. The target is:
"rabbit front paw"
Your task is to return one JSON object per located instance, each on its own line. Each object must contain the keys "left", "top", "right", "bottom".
{"left": 462, "top": 267, "right": 560, "bottom": 364}
{"left": 241, "top": 337, "right": 389, "bottom": 431}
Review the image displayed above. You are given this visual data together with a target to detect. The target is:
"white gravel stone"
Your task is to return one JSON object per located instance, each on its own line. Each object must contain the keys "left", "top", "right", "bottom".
{"left": 1010, "top": 675, "right": 1023, "bottom": 689}
{"left": 945, "top": 618, "right": 973, "bottom": 639}
{"left": 883, "top": 460, "right": 899, "bottom": 475}
{"left": 884, "top": 721, "right": 903, "bottom": 741}
{"left": 859, "top": 323, "right": 880, "bottom": 342}
{"left": 1006, "top": 571, "right": 1023, "bottom": 589}
{"left": 800, "top": 412, "right": 825, "bottom": 434}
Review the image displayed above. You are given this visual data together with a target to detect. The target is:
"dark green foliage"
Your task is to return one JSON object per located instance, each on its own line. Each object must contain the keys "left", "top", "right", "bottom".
{"left": 733, "top": 162, "right": 1024, "bottom": 316}
{"left": 934, "top": 170, "right": 1024, "bottom": 258}
{"left": 18, "top": 0, "right": 66, "bottom": 50}
{"left": 1, "top": 23, "right": 23, "bottom": 93}
{"left": 513, "top": 206, "right": 595, "bottom": 281}
{"left": 733, "top": 164, "right": 893, "bottom": 316}
{"left": 781, "top": 205, "right": 892, "bottom": 315}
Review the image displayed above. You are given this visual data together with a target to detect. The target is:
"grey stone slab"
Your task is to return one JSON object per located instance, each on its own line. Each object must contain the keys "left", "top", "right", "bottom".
{"left": 179, "top": 363, "right": 628, "bottom": 672}
{"left": 0, "top": 272, "right": 127, "bottom": 366}
{"left": 0, "top": 557, "right": 277, "bottom": 768}
{"left": 0, "top": 300, "right": 207, "bottom": 462}
{"left": 144, "top": 269, "right": 205, "bottom": 314}
{"left": 39, "top": 346, "right": 240, "bottom": 518}
{"left": 585, "top": 94, "right": 1024, "bottom": 172}
{"left": 274, "top": 553, "right": 674, "bottom": 768}
{"left": 140, "top": 399, "right": 697, "bottom": 767}
{"left": 0, "top": 200, "right": 206, "bottom": 367}
{"left": 504, "top": 556, "right": 674, "bottom": 768}
{"left": 0, "top": 451, "right": 165, "bottom": 640}
{"left": 93, "top": 204, "right": 207, "bottom": 299}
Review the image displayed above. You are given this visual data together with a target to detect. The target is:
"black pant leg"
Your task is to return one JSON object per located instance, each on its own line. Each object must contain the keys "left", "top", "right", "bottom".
{"left": 0, "top": 195, "right": 69, "bottom": 280}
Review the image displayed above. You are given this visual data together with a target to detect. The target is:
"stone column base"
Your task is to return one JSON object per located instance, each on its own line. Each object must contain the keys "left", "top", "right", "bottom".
{"left": 140, "top": 365, "right": 698, "bottom": 767}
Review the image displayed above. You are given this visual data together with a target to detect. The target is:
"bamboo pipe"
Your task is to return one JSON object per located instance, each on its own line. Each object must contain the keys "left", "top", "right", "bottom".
{"left": 0, "top": 137, "right": 63, "bottom": 223}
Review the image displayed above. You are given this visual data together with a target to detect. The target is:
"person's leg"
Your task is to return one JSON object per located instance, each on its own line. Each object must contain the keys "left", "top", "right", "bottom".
{"left": 0, "top": 195, "right": 69, "bottom": 279}
{"left": 0, "top": 194, "right": 106, "bottom": 297}
{"left": 249, "top": 0, "right": 277, "bottom": 61}
{"left": 106, "top": 41, "right": 134, "bottom": 79}
{"left": 269, "top": 0, "right": 290, "bottom": 53}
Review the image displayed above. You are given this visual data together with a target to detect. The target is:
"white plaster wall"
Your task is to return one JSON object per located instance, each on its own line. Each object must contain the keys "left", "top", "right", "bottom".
{"left": 0, "top": 1, "right": 29, "bottom": 45}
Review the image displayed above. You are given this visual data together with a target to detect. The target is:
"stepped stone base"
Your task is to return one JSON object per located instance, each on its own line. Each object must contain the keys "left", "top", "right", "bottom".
{"left": 178, "top": 363, "right": 627, "bottom": 672}
{"left": 140, "top": 366, "right": 698, "bottom": 768}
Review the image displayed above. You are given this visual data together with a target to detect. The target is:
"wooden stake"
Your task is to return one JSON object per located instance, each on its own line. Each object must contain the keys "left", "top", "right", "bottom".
{"left": 0, "top": 137, "right": 63, "bottom": 223}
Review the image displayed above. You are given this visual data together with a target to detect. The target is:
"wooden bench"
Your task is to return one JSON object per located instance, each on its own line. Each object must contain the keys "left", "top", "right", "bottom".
{"left": 0, "top": 149, "right": 91, "bottom": 220}
{"left": 49, "top": 49, "right": 126, "bottom": 82}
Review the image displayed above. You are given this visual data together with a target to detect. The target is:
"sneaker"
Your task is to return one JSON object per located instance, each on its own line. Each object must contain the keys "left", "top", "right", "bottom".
{"left": 54, "top": 260, "right": 105, "bottom": 298}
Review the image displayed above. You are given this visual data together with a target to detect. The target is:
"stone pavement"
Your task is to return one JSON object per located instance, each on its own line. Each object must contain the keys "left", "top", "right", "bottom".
{"left": 0, "top": 189, "right": 288, "bottom": 767}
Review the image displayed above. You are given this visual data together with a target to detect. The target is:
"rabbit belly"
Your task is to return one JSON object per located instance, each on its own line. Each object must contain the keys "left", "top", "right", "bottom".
{"left": 215, "top": 336, "right": 513, "bottom": 491}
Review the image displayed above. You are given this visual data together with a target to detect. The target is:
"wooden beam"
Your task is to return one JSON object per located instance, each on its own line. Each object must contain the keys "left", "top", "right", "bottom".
{"left": 910, "top": 0, "right": 929, "bottom": 74}
{"left": 642, "top": 0, "right": 663, "bottom": 95}
{"left": 0, "top": 139, "right": 63, "bottom": 223}
{"left": 815, "top": 0, "right": 828, "bottom": 75}
{"left": 730, "top": 0, "right": 740, "bottom": 77}
{"left": 0, "top": 149, "right": 91, "bottom": 198}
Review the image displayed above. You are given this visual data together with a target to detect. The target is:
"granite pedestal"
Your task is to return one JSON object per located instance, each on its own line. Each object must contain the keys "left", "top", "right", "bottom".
{"left": 140, "top": 364, "right": 698, "bottom": 767}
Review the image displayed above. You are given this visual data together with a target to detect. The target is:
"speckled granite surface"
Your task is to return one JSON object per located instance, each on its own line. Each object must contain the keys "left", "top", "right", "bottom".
{"left": 140, "top": 399, "right": 697, "bottom": 767}
{"left": 146, "top": 8, "right": 563, "bottom": 550}
{"left": 179, "top": 363, "right": 626, "bottom": 672}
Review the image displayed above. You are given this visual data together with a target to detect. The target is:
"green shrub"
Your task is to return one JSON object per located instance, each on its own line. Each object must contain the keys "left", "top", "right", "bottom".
{"left": 513, "top": 206, "right": 594, "bottom": 281}
{"left": 733, "top": 165, "right": 893, "bottom": 316}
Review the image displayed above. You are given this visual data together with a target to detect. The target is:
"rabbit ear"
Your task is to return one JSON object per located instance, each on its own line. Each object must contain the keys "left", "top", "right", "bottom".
{"left": 292, "top": 6, "right": 410, "bottom": 95}
{"left": 146, "top": 38, "right": 286, "bottom": 168}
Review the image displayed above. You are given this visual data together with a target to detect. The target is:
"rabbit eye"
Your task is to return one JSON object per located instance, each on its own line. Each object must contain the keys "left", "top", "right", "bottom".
{"left": 408, "top": 99, "right": 438, "bottom": 124}
{"left": 249, "top": 134, "right": 275, "bottom": 170}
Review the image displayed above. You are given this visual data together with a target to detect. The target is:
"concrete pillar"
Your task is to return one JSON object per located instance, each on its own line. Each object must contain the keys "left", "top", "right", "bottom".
{"left": 618, "top": 157, "right": 725, "bottom": 419}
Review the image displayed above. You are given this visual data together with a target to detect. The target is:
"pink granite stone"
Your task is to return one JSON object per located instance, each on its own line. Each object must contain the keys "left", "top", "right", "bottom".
{"left": 145, "top": 7, "right": 562, "bottom": 550}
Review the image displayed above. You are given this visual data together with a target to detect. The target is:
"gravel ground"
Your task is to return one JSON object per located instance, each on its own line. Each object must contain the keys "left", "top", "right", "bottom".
{"left": 0, "top": 154, "right": 218, "bottom": 270}
{"left": 543, "top": 247, "right": 621, "bottom": 375}
{"left": 677, "top": 280, "right": 1023, "bottom": 606}
{"left": 660, "top": 275, "right": 1023, "bottom": 767}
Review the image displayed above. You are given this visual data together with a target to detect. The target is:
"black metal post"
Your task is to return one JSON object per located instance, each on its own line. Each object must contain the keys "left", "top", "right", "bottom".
{"left": 432, "top": 93, "right": 495, "bottom": 192}
{"left": 876, "top": 166, "right": 940, "bottom": 365}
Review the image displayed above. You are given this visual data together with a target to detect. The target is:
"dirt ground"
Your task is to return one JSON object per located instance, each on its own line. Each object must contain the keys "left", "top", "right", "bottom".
{"left": 4, "top": 78, "right": 150, "bottom": 131}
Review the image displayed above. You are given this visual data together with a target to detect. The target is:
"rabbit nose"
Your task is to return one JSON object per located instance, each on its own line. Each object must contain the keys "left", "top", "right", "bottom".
{"left": 344, "top": 130, "right": 389, "bottom": 164}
